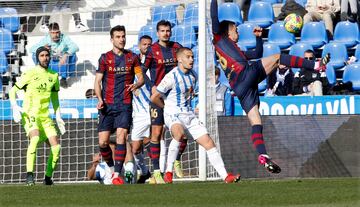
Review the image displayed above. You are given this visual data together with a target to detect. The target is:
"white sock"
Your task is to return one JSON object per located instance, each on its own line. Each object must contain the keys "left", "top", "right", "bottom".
{"left": 124, "top": 161, "right": 135, "bottom": 174}
{"left": 207, "top": 147, "right": 228, "bottom": 180}
{"left": 165, "top": 139, "right": 180, "bottom": 173}
{"left": 159, "top": 139, "right": 167, "bottom": 173}
{"left": 134, "top": 153, "right": 148, "bottom": 175}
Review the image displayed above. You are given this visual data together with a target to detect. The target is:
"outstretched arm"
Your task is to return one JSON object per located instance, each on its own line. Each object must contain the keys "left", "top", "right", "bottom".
{"left": 245, "top": 27, "right": 263, "bottom": 59}
{"left": 211, "top": 0, "right": 220, "bottom": 34}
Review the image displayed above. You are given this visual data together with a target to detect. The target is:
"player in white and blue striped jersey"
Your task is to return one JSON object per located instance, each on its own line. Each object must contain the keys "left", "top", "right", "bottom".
{"left": 151, "top": 47, "right": 240, "bottom": 183}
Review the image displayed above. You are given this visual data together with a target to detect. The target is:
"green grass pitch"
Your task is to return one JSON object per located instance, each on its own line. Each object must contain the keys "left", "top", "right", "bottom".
{"left": 0, "top": 178, "right": 359, "bottom": 207}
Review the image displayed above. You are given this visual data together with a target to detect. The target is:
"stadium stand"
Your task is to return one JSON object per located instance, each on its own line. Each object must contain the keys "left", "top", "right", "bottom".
{"left": 342, "top": 63, "right": 360, "bottom": 91}
{"left": 171, "top": 24, "right": 197, "bottom": 48}
{"left": 0, "top": 50, "right": 7, "bottom": 73}
{"left": 289, "top": 42, "right": 314, "bottom": 73}
{"left": 183, "top": 3, "right": 199, "bottom": 29}
{"left": 0, "top": 28, "right": 14, "bottom": 54}
{"left": 0, "top": 7, "right": 20, "bottom": 33}
{"left": 322, "top": 42, "right": 348, "bottom": 69}
{"left": 333, "top": 21, "right": 360, "bottom": 48}
{"left": 263, "top": 42, "right": 281, "bottom": 57}
{"left": 355, "top": 44, "right": 360, "bottom": 61}
{"left": 247, "top": 1, "right": 274, "bottom": 28}
{"left": 138, "top": 24, "right": 158, "bottom": 42}
{"left": 218, "top": 2, "right": 242, "bottom": 25}
{"left": 237, "top": 22, "right": 257, "bottom": 50}
{"left": 300, "top": 22, "right": 328, "bottom": 49}
{"left": 326, "top": 63, "right": 336, "bottom": 85}
{"left": 151, "top": 4, "right": 178, "bottom": 26}
{"left": 268, "top": 21, "right": 295, "bottom": 49}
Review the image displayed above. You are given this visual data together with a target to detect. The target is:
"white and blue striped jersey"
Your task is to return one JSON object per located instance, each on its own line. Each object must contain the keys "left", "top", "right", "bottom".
{"left": 95, "top": 161, "right": 113, "bottom": 185}
{"left": 156, "top": 67, "right": 196, "bottom": 114}
{"left": 132, "top": 73, "right": 151, "bottom": 114}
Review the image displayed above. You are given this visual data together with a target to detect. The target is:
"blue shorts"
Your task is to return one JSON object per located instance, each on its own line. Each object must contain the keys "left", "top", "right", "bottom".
{"left": 233, "top": 60, "right": 267, "bottom": 113}
{"left": 98, "top": 104, "right": 132, "bottom": 132}
{"left": 149, "top": 102, "right": 164, "bottom": 126}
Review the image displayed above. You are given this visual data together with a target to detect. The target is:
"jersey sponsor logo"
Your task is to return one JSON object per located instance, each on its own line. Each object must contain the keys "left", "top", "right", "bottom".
{"left": 157, "top": 58, "right": 177, "bottom": 66}
{"left": 108, "top": 66, "right": 131, "bottom": 74}
{"left": 36, "top": 82, "right": 48, "bottom": 93}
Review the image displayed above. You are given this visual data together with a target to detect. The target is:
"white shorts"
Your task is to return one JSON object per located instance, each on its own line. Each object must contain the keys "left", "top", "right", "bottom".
{"left": 164, "top": 111, "right": 208, "bottom": 140}
{"left": 131, "top": 113, "right": 151, "bottom": 141}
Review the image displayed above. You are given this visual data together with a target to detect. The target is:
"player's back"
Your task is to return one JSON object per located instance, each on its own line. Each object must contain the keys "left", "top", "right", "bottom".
{"left": 143, "top": 41, "right": 182, "bottom": 86}
{"left": 18, "top": 66, "right": 59, "bottom": 117}
{"left": 132, "top": 74, "right": 151, "bottom": 114}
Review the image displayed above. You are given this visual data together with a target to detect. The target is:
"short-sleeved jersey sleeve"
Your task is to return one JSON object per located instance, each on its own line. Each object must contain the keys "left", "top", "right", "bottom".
{"left": 14, "top": 71, "right": 32, "bottom": 89}
{"left": 142, "top": 47, "right": 153, "bottom": 69}
{"left": 97, "top": 54, "right": 106, "bottom": 73}
{"left": 156, "top": 72, "right": 174, "bottom": 96}
{"left": 133, "top": 54, "right": 142, "bottom": 74}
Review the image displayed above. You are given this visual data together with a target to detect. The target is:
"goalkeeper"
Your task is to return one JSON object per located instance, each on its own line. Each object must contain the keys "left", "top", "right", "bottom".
{"left": 9, "top": 46, "right": 66, "bottom": 186}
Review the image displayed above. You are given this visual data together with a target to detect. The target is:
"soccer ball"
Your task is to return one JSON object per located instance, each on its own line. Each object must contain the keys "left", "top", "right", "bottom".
{"left": 284, "top": 13, "right": 303, "bottom": 33}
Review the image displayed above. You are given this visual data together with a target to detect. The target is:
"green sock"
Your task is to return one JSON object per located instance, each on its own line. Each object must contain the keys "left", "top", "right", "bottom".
{"left": 26, "top": 136, "right": 40, "bottom": 173}
{"left": 45, "top": 145, "right": 61, "bottom": 177}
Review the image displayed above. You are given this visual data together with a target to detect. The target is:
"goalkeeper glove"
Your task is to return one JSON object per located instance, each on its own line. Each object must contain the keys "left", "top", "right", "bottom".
{"left": 55, "top": 110, "right": 66, "bottom": 135}
{"left": 11, "top": 104, "right": 23, "bottom": 123}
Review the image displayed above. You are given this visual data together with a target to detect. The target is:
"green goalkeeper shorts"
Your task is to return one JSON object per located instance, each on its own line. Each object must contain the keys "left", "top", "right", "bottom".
{"left": 22, "top": 114, "right": 58, "bottom": 140}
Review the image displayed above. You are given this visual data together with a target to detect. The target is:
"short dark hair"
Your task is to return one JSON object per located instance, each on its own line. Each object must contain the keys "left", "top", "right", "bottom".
{"left": 139, "top": 35, "right": 152, "bottom": 42}
{"left": 219, "top": 20, "right": 235, "bottom": 37}
{"left": 304, "top": 49, "right": 315, "bottom": 56}
{"left": 156, "top": 20, "right": 172, "bottom": 31}
{"left": 110, "top": 25, "right": 126, "bottom": 38}
{"left": 48, "top": 22, "right": 60, "bottom": 31}
{"left": 176, "top": 47, "right": 192, "bottom": 58}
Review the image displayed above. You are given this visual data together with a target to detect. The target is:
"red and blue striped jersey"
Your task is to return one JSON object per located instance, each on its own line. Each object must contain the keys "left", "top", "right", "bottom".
{"left": 210, "top": 0, "right": 263, "bottom": 88}
{"left": 143, "top": 41, "right": 182, "bottom": 86}
{"left": 97, "top": 50, "right": 142, "bottom": 106}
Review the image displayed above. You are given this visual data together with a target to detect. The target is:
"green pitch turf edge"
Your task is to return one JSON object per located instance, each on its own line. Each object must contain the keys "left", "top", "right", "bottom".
{"left": 0, "top": 178, "right": 359, "bottom": 207}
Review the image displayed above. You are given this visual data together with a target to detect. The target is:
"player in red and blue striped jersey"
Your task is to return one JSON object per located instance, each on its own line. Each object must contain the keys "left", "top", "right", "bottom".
{"left": 142, "top": 20, "right": 187, "bottom": 183}
{"left": 94, "top": 25, "right": 144, "bottom": 185}
{"left": 211, "top": 0, "right": 329, "bottom": 174}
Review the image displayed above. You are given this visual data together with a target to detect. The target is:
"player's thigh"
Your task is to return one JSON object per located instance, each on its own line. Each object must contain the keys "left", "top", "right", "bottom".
{"left": 261, "top": 54, "right": 280, "bottom": 75}
{"left": 170, "top": 123, "right": 186, "bottom": 141}
{"left": 184, "top": 115, "right": 208, "bottom": 141}
{"left": 164, "top": 113, "right": 183, "bottom": 139}
{"left": 98, "top": 112, "right": 115, "bottom": 133}
{"left": 150, "top": 102, "right": 164, "bottom": 126}
{"left": 40, "top": 117, "right": 59, "bottom": 140}
{"left": 131, "top": 114, "right": 150, "bottom": 142}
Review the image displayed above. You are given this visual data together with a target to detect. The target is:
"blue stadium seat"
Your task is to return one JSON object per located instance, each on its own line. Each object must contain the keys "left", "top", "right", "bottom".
{"left": 289, "top": 42, "right": 313, "bottom": 73}
{"left": 0, "top": 50, "right": 8, "bottom": 73}
{"left": 248, "top": 2, "right": 274, "bottom": 28}
{"left": 0, "top": 8, "right": 20, "bottom": 33}
{"left": 138, "top": 24, "right": 157, "bottom": 42}
{"left": 300, "top": 22, "right": 328, "bottom": 49}
{"left": 183, "top": 3, "right": 199, "bottom": 29}
{"left": 333, "top": 21, "right": 360, "bottom": 48}
{"left": 192, "top": 45, "right": 199, "bottom": 75}
{"left": 0, "top": 28, "right": 14, "bottom": 54}
{"left": 218, "top": 3, "right": 242, "bottom": 25}
{"left": 171, "top": 24, "right": 197, "bottom": 48}
{"left": 237, "top": 23, "right": 257, "bottom": 50}
{"left": 129, "top": 45, "right": 139, "bottom": 54}
{"left": 355, "top": 44, "right": 360, "bottom": 61}
{"left": 281, "top": 0, "right": 307, "bottom": 6}
{"left": 262, "top": 43, "right": 281, "bottom": 57}
{"left": 268, "top": 22, "right": 295, "bottom": 49}
{"left": 342, "top": 63, "right": 360, "bottom": 90}
{"left": 255, "top": 0, "right": 281, "bottom": 5}
{"left": 326, "top": 63, "right": 336, "bottom": 85}
{"left": 151, "top": 4, "right": 178, "bottom": 26}
{"left": 322, "top": 42, "right": 348, "bottom": 69}
{"left": 258, "top": 78, "right": 267, "bottom": 92}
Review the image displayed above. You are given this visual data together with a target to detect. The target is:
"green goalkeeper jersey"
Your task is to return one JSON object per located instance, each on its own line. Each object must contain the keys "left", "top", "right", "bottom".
{"left": 15, "top": 66, "right": 60, "bottom": 118}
